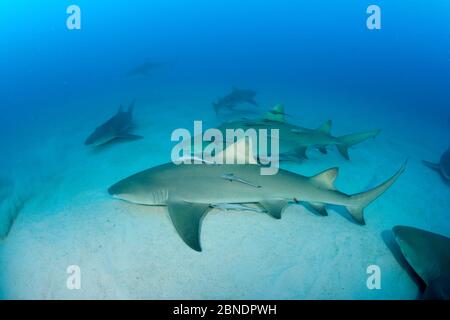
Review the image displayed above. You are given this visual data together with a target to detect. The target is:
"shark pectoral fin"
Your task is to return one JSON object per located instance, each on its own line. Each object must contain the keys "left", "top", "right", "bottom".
{"left": 307, "top": 202, "right": 328, "bottom": 216}
{"left": 258, "top": 200, "right": 289, "bottom": 219}
{"left": 167, "top": 200, "right": 211, "bottom": 252}
{"left": 422, "top": 160, "right": 440, "bottom": 172}
{"left": 117, "top": 133, "right": 144, "bottom": 141}
{"left": 337, "top": 145, "right": 350, "bottom": 160}
{"left": 310, "top": 167, "right": 338, "bottom": 190}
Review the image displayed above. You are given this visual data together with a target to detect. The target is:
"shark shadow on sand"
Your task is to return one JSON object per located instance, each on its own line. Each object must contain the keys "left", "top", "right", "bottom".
{"left": 0, "top": 179, "right": 30, "bottom": 241}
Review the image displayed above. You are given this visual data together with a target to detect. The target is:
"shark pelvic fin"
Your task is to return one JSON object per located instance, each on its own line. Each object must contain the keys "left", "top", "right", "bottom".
{"left": 347, "top": 162, "right": 406, "bottom": 224}
{"left": 317, "top": 147, "right": 328, "bottom": 154}
{"left": 215, "top": 137, "right": 258, "bottom": 164}
{"left": 310, "top": 167, "right": 338, "bottom": 190}
{"left": 337, "top": 145, "right": 350, "bottom": 160}
{"left": 316, "top": 120, "right": 332, "bottom": 134}
{"left": 307, "top": 202, "right": 328, "bottom": 216}
{"left": 167, "top": 200, "right": 211, "bottom": 252}
{"left": 258, "top": 200, "right": 289, "bottom": 219}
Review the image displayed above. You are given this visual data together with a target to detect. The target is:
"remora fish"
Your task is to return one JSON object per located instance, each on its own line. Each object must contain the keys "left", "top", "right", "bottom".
{"left": 109, "top": 139, "right": 405, "bottom": 251}
{"left": 393, "top": 225, "right": 450, "bottom": 299}
{"left": 85, "top": 100, "right": 143, "bottom": 147}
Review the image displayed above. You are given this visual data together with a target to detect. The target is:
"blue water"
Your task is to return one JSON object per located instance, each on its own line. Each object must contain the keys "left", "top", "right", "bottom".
{"left": 0, "top": 0, "right": 449, "bottom": 299}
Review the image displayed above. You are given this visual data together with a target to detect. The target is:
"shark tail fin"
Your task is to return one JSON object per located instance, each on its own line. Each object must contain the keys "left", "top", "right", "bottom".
{"left": 336, "top": 129, "right": 381, "bottom": 160}
{"left": 346, "top": 162, "right": 406, "bottom": 224}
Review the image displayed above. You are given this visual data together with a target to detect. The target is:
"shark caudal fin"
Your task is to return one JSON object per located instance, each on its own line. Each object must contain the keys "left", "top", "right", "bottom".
{"left": 336, "top": 129, "right": 381, "bottom": 160}
{"left": 346, "top": 161, "right": 406, "bottom": 224}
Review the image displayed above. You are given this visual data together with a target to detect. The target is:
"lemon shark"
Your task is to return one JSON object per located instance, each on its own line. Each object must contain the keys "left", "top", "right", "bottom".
{"left": 85, "top": 100, "right": 143, "bottom": 147}
{"left": 423, "top": 148, "right": 450, "bottom": 184}
{"left": 213, "top": 87, "right": 258, "bottom": 114}
{"left": 125, "top": 61, "right": 161, "bottom": 77}
{"left": 108, "top": 138, "right": 405, "bottom": 251}
{"left": 393, "top": 226, "right": 450, "bottom": 299}
{"left": 218, "top": 104, "right": 380, "bottom": 161}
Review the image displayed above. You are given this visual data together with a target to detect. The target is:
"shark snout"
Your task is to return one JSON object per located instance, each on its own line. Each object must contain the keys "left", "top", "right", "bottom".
{"left": 108, "top": 181, "right": 124, "bottom": 197}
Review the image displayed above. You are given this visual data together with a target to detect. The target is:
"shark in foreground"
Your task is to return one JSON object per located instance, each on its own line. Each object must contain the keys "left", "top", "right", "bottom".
{"left": 423, "top": 148, "right": 450, "bottom": 184}
{"left": 219, "top": 104, "right": 381, "bottom": 161}
{"left": 85, "top": 100, "right": 143, "bottom": 147}
{"left": 213, "top": 87, "right": 258, "bottom": 114}
{"left": 393, "top": 226, "right": 450, "bottom": 299}
{"left": 108, "top": 139, "right": 405, "bottom": 251}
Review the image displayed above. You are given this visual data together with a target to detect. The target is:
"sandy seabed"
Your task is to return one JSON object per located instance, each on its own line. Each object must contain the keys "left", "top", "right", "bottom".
{"left": 0, "top": 85, "right": 449, "bottom": 299}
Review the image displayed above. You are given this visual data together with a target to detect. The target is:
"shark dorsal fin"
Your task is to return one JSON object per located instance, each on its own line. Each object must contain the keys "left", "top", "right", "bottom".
{"left": 310, "top": 167, "right": 338, "bottom": 190}
{"left": 263, "top": 104, "right": 286, "bottom": 123}
{"left": 118, "top": 105, "right": 124, "bottom": 114}
{"left": 316, "top": 120, "right": 332, "bottom": 134}
{"left": 128, "top": 99, "right": 136, "bottom": 114}
{"left": 215, "top": 137, "right": 258, "bottom": 164}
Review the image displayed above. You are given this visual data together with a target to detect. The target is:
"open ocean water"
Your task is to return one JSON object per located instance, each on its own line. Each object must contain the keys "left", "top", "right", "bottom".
{"left": 0, "top": 0, "right": 449, "bottom": 299}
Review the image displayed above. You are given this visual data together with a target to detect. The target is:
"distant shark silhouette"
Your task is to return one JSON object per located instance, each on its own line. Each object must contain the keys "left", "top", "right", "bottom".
{"left": 213, "top": 87, "right": 258, "bottom": 114}
{"left": 125, "top": 61, "right": 161, "bottom": 77}
{"left": 393, "top": 225, "right": 450, "bottom": 299}
{"left": 85, "top": 100, "right": 142, "bottom": 147}
{"left": 423, "top": 148, "right": 450, "bottom": 184}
